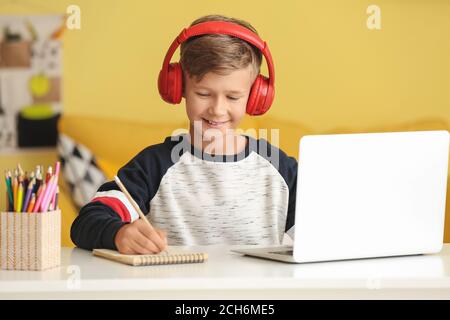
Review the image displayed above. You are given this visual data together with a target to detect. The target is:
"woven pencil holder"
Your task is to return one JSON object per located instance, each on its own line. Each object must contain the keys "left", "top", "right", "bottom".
{"left": 0, "top": 210, "right": 61, "bottom": 271}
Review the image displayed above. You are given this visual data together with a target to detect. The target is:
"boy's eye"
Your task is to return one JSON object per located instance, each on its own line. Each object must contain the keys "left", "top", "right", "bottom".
{"left": 195, "top": 92, "right": 241, "bottom": 101}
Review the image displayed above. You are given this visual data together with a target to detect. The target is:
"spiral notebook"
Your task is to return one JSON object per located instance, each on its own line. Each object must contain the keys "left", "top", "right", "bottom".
{"left": 92, "top": 248, "right": 208, "bottom": 266}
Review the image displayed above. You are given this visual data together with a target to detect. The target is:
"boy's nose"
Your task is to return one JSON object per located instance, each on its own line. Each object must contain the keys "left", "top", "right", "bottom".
{"left": 209, "top": 97, "right": 228, "bottom": 117}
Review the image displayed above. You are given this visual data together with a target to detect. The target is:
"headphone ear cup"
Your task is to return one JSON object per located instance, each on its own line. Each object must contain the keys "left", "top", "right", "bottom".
{"left": 246, "top": 75, "right": 262, "bottom": 115}
{"left": 247, "top": 75, "right": 272, "bottom": 115}
{"left": 158, "top": 63, "right": 183, "bottom": 104}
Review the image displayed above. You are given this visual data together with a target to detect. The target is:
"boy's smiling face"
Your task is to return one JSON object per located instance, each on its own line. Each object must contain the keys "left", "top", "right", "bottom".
{"left": 184, "top": 64, "right": 255, "bottom": 145}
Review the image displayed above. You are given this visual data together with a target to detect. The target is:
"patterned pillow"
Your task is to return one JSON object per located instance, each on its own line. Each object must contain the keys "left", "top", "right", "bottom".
{"left": 57, "top": 133, "right": 107, "bottom": 208}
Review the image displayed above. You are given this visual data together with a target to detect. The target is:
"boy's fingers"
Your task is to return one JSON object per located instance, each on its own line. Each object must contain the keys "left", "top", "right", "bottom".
{"left": 154, "top": 229, "right": 168, "bottom": 249}
{"left": 118, "top": 245, "right": 136, "bottom": 255}
{"left": 156, "top": 229, "right": 168, "bottom": 246}
{"left": 136, "top": 220, "right": 166, "bottom": 251}
{"left": 134, "top": 232, "right": 160, "bottom": 254}
{"left": 131, "top": 238, "right": 157, "bottom": 255}
{"left": 149, "top": 231, "right": 167, "bottom": 252}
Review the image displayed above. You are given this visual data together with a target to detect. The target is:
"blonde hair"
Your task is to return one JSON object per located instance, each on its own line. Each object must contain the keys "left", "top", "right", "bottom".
{"left": 180, "top": 15, "right": 262, "bottom": 82}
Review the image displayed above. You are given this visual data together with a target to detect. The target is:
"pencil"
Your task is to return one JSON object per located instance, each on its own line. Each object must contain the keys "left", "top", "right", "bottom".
{"left": 22, "top": 178, "right": 35, "bottom": 213}
{"left": 55, "top": 186, "right": 59, "bottom": 210}
{"left": 5, "top": 171, "right": 13, "bottom": 212}
{"left": 23, "top": 171, "right": 29, "bottom": 190}
{"left": 17, "top": 164, "right": 24, "bottom": 177}
{"left": 17, "top": 175, "right": 24, "bottom": 212}
{"left": 27, "top": 194, "right": 36, "bottom": 213}
{"left": 114, "top": 175, "right": 167, "bottom": 251}
{"left": 40, "top": 162, "right": 60, "bottom": 213}
{"left": 50, "top": 187, "right": 57, "bottom": 211}
{"left": 32, "top": 183, "right": 46, "bottom": 213}
{"left": 34, "top": 171, "right": 42, "bottom": 194}
{"left": 45, "top": 166, "right": 52, "bottom": 184}
{"left": 54, "top": 161, "right": 60, "bottom": 180}
{"left": 27, "top": 171, "right": 35, "bottom": 191}
{"left": 40, "top": 175, "right": 56, "bottom": 213}
{"left": 114, "top": 175, "right": 153, "bottom": 228}
{"left": 16, "top": 182, "right": 24, "bottom": 213}
{"left": 13, "top": 175, "right": 18, "bottom": 212}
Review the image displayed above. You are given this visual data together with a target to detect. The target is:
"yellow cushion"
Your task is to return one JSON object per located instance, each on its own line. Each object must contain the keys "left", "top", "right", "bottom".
{"left": 58, "top": 186, "right": 78, "bottom": 247}
{"left": 96, "top": 158, "right": 121, "bottom": 181}
{"left": 59, "top": 115, "right": 187, "bottom": 166}
{"left": 257, "top": 116, "right": 314, "bottom": 159}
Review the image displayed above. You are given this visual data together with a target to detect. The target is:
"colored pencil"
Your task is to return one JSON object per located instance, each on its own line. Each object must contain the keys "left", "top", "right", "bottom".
{"left": 17, "top": 175, "right": 24, "bottom": 212}
{"left": 22, "top": 178, "right": 35, "bottom": 213}
{"left": 16, "top": 181, "right": 24, "bottom": 213}
{"left": 27, "top": 194, "right": 36, "bottom": 213}
{"left": 34, "top": 171, "right": 42, "bottom": 194}
{"left": 5, "top": 171, "right": 13, "bottom": 212}
{"left": 26, "top": 171, "right": 35, "bottom": 191}
{"left": 3, "top": 163, "right": 60, "bottom": 213}
{"left": 45, "top": 166, "right": 52, "bottom": 184}
{"left": 54, "top": 162, "right": 60, "bottom": 181}
{"left": 32, "top": 182, "right": 47, "bottom": 213}
{"left": 17, "top": 164, "right": 24, "bottom": 177}
{"left": 50, "top": 188, "right": 57, "bottom": 211}
{"left": 55, "top": 186, "right": 59, "bottom": 210}
{"left": 39, "top": 175, "right": 55, "bottom": 212}
{"left": 13, "top": 175, "right": 18, "bottom": 212}
{"left": 40, "top": 162, "right": 60, "bottom": 213}
{"left": 23, "top": 171, "right": 29, "bottom": 190}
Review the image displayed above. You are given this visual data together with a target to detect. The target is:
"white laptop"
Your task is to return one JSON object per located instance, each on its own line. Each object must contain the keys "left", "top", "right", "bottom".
{"left": 232, "top": 130, "right": 450, "bottom": 263}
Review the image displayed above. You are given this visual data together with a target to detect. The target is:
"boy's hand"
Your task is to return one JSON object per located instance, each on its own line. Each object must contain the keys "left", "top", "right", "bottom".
{"left": 114, "top": 219, "right": 168, "bottom": 255}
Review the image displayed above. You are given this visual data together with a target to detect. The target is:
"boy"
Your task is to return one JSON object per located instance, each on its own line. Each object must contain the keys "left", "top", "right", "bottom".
{"left": 71, "top": 15, "right": 297, "bottom": 255}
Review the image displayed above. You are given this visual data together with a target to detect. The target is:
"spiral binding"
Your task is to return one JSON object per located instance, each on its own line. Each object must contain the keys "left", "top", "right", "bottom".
{"left": 136, "top": 253, "right": 206, "bottom": 266}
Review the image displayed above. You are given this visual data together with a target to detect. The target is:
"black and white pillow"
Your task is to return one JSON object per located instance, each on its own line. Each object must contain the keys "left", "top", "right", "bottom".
{"left": 57, "top": 133, "right": 107, "bottom": 208}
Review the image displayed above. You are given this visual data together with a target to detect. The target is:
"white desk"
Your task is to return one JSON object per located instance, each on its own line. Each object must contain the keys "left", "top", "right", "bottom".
{"left": 1, "top": 245, "right": 450, "bottom": 299}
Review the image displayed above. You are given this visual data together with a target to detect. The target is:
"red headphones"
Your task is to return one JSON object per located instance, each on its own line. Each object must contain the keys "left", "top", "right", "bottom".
{"left": 158, "top": 21, "right": 275, "bottom": 116}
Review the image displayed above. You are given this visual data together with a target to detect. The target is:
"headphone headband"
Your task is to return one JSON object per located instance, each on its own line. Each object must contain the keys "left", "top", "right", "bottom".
{"left": 161, "top": 21, "right": 275, "bottom": 87}
{"left": 158, "top": 20, "right": 275, "bottom": 115}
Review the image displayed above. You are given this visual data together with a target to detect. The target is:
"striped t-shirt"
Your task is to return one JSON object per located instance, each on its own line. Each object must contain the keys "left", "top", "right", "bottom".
{"left": 70, "top": 134, "right": 298, "bottom": 250}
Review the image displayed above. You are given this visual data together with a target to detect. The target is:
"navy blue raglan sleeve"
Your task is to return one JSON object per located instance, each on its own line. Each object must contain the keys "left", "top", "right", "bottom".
{"left": 277, "top": 150, "right": 298, "bottom": 238}
{"left": 70, "top": 138, "right": 177, "bottom": 250}
{"left": 255, "top": 138, "right": 298, "bottom": 238}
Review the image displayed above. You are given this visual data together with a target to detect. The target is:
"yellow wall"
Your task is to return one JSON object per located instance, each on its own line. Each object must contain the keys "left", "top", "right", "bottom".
{"left": 1, "top": 0, "right": 449, "bottom": 131}
{"left": 1, "top": 1, "right": 449, "bottom": 246}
